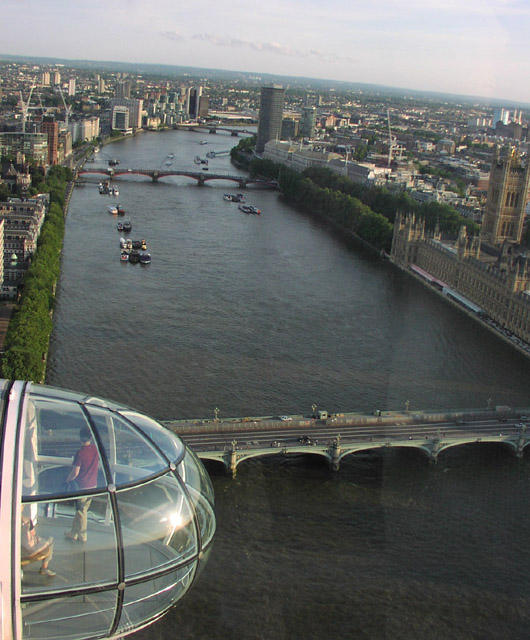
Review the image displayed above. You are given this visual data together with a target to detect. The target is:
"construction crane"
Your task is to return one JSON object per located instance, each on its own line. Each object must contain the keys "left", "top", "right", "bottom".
{"left": 387, "top": 108, "right": 395, "bottom": 167}
{"left": 57, "top": 84, "right": 73, "bottom": 127}
{"left": 19, "top": 84, "right": 35, "bottom": 133}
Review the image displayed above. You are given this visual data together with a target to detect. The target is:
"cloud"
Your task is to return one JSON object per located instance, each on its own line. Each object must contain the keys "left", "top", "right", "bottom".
{"left": 160, "top": 30, "right": 184, "bottom": 42}
{"left": 191, "top": 33, "right": 355, "bottom": 63}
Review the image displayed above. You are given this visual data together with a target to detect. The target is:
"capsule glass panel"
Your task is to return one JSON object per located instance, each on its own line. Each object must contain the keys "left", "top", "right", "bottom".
{"left": 20, "top": 495, "right": 119, "bottom": 594}
{"left": 116, "top": 473, "right": 199, "bottom": 578}
{"left": 23, "top": 396, "right": 106, "bottom": 498}
{"left": 86, "top": 407, "right": 169, "bottom": 485}
{"left": 119, "top": 411, "right": 185, "bottom": 464}
{"left": 117, "top": 565, "right": 197, "bottom": 634}
{"left": 21, "top": 590, "right": 117, "bottom": 640}
{"left": 176, "top": 449, "right": 215, "bottom": 505}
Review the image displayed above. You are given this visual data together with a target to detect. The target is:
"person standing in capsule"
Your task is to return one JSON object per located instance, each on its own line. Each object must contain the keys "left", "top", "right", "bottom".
{"left": 64, "top": 427, "right": 99, "bottom": 543}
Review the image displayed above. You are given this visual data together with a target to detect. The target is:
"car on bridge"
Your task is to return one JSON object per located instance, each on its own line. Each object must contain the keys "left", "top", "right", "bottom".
{"left": 280, "top": 415, "right": 292, "bottom": 421}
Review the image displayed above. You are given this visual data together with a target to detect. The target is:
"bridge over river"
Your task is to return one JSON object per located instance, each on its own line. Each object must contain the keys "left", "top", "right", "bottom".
{"left": 163, "top": 408, "right": 530, "bottom": 477}
{"left": 77, "top": 167, "right": 277, "bottom": 188}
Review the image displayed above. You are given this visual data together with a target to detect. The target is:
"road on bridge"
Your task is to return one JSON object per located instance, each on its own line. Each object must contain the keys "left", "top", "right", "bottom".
{"left": 181, "top": 415, "right": 527, "bottom": 453}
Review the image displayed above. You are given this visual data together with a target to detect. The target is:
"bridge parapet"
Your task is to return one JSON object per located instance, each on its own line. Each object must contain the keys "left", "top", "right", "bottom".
{"left": 163, "top": 407, "right": 524, "bottom": 435}
{"left": 192, "top": 431, "right": 530, "bottom": 476}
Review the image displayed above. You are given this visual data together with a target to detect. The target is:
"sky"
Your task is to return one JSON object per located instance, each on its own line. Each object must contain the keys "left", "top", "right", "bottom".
{"left": 3, "top": 0, "right": 530, "bottom": 104}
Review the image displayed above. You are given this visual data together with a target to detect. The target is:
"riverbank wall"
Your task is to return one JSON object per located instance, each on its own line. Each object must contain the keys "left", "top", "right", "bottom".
{"left": 391, "top": 260, "right": 530, "bottom": 363}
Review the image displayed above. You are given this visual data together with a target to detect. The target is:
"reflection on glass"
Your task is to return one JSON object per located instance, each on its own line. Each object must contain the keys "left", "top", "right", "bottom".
{"left": 22, "top": 590, "right": 117, "bottom": 640}
{"left": 117, "top": 474, "right": 198, "bottom": 577}
{"left": 21, "top": 496, "right": 118, "bottom": 595}
{"left": 118, "top": 566, "right": 197, "bottom": 634}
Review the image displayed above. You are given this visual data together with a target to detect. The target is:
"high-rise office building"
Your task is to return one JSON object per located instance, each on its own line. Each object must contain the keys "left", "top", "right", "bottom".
{"left": 299, "top": 106, "right": 316, "bottom": 139}
{"left": 112, "top": 106, "right": 129, "bottom": 131}
{"left": 281, "top": 118, "right": 299, "bottom": 140}
{"left": 40, "top": 119, "right": 59, "bottom": 165}
{"left": 109, "top": 99, "right": 143, "bottom": 130}
{"left": 256, "top": 85, "right": 285, "bottom": 153}
{"left": 198, "top": 95, "right": 209, "bottom": 119}
{"left": 115, "top": 79, "right": 131, "bottom": 99}
{"left": 187, "top": 86, "right": 203, "bottom": 120}
{"left": 481, "top": 147, "right": 530, "bottom": 247}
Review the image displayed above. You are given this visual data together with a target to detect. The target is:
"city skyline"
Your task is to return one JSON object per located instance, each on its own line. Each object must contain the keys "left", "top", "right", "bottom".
{"left": 3, "top": 0, "right": 530, "bottom": 104}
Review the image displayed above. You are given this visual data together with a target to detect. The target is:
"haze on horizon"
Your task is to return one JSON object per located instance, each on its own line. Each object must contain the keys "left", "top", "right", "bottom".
{"left": 3, "top": 0, "right": 530, "bottom": 104}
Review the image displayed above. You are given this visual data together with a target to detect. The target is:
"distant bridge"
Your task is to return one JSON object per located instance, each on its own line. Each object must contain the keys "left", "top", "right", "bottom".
{"left": 174, "top": 124, "right": 255, "bottom": 136}
{"left": 166, "top": 409, "right": 530, "bottom": 477}
{"left": 77, "top": 168, "right": 277, "bottom": 188}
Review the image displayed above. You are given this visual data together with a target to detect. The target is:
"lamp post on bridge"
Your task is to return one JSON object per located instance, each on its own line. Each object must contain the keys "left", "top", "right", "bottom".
{"left": 214, "top": 407, "right": 219, "bottom": 422}
{"left": 312, "top": 404, "right": 317, "bottom": 418}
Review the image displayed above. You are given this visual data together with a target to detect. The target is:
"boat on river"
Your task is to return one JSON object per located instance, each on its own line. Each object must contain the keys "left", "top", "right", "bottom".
{"left": 108, "top": 205, "right": 118, "bottom": 215}
{"left": 128, "top": 250, "right": 140, "bottom": 264}
{"left": 120, "top": 251, "right": 129, "bottom": 262}
{"left": 140, "top": 252, "right": 152, "bottom": 265}
{"left": 239, "top": 204, "right": 261, "bottom": 215}
{"left": 123, "top": 220, "right": 132, "bottom": 232}
{"left": 224, "top": 193, "right": 246, "bottom": 202}
{"left": 117, "top": 221, "right": 124, "bottom": 231}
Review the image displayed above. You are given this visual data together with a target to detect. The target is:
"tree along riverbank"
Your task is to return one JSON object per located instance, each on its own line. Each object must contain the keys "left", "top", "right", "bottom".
{"left": 1, "top": 166, "right": 70, "bottom": 382}
{"left": 231, "top": 137, "right": 479, "bottom": 254}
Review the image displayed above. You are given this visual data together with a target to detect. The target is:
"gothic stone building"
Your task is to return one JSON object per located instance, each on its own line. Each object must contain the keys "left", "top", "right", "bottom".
{"left": 391, "top": 213, "right": 530, "bottom": 343}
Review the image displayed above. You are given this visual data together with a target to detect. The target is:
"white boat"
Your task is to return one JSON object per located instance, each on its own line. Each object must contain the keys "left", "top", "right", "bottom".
{"left": 119, "top": 237, "right": 126, "bottom": 248}
{"left": 108, "top": 205, "right": 118, "bottom": 215}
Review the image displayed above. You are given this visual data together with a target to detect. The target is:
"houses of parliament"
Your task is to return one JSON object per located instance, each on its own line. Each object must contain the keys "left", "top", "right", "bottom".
{"left": 391, "top": 147, "right": 530, "bottom": 344}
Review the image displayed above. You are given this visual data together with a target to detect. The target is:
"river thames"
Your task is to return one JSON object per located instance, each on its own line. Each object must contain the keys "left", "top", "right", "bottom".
{"left": 48, "top": 130, "right": 530, "bottom": 639}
